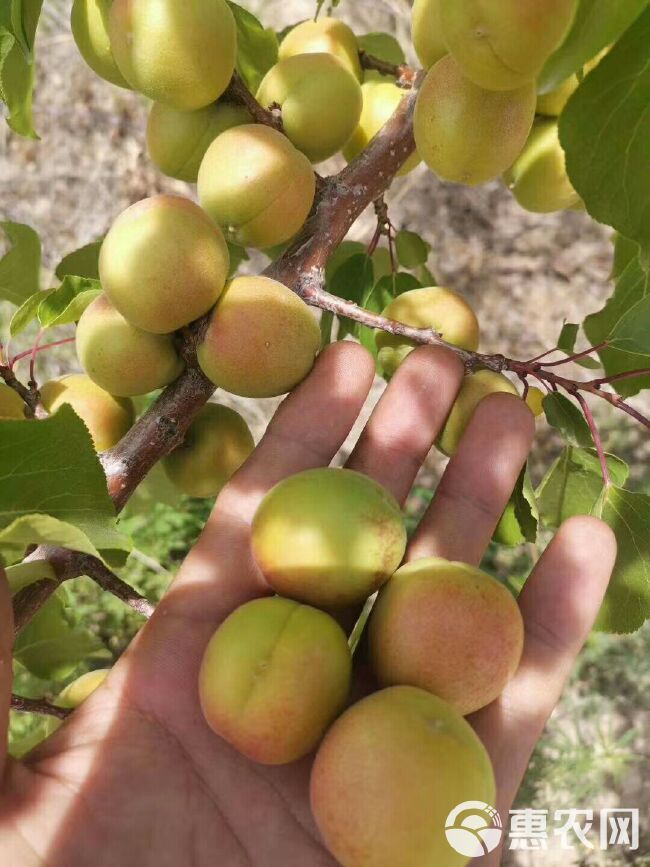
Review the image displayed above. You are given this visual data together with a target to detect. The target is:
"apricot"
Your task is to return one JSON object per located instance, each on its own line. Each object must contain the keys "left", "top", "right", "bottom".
{"left": 369, "top": 558, "right": 524, "bottom": 716}
{"left": 0, "top": 384, "right": 25, "bottom": 419}
{"left": 536, "top": 76, "right": 578, "bottom": 117}
{"left": 411, "top": 0, "right": 447, "bottom": 69}
{"left": 71, "top": 0, "right": 130, "bottom": 88}
{"left": 256, "top": 54, "right": 362, "bottom": 163}
{"left": 525, "top": 386, "right": 545, "bottom": 417}
{"left": 342, "top": 82, "right": 421, "bottom": 176}
{"left": 146, "top": 101, "right": 250, "bottom": 183}
{"left": 163, "top": 403, "right": 254, "bottom": 498}
{"left": 197, "top": 275, "right": 321, "bottom": 398}
{"left": 109, "top": 0, "right": 236, "bottom": 110}
{"left": 199, "top": 597, "right": 351, "bottom": 764}
{"left": 197, "top": 125, "right": 316, "bottom": 249}
{"left": 375, "top": 287, "right": 479, "bottom": 377}
{"left": 310, "top": 685, "right": 496, "bottom": 867}
{"left": 40, "top": 374, "right": 134, "bottom": 452}
{"left": 414, "top": 55, "right": 535, "bottom": 185}
{"left": 506, "top": 119, "right": 580, "bottom": 213}
{"left": 76, "top": 294, "right": 184, "bottom": 397}
{"left": 438, "top": 370, "right": 519, "bottom": 456}
{"left": 279, "top": 17, "right": 362, "bottom": 81}
{"left": 99, "top": 195, "right": 229, "bottom": 334}
{"left": 440, "top": 0, "right": 578, "bottom": 91}
{"left": 251, "top": 468, "right": 407, "bottom": 608}
{"left": 56, "top": 669, "right": 110, "bottom": 709}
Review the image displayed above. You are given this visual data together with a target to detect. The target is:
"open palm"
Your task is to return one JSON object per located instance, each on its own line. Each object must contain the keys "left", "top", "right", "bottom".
{"left": 0, "top": 343, "right": 616, "bottom": 867}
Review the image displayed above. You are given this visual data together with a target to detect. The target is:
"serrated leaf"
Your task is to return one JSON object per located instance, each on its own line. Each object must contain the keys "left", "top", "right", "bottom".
{"left": 542, "top": 392, "right": 593, "bottom": 447}
{"left": 0, "top": 221, "right": 41, "bottom": 305}
{"left": 395, "top": 230, "right": 430, "bottom": 269}
{"left": 9, "top": 287, "right": 52, "bottom": 336}
{"left": 227, "top": 2, "right": 278, "bottom": 93}
{"left": 0, "top": 514, "right": 103, "bottom": 562}
{"left": 38, "top": 276, "right": 101, "bottom": 329}
{"left": 539, "top": 0, "right": 648, "bottom": 91}
{"left": 537, "top": 446, "right": 629, "bottom": 528}
{"left": 0, "top": 0, "right": 43, "bottom": 137}
{"left": 55, "top": 239, "right": 103, "bottom": 281}
{"left": 609, "top": 294, "right": 650, "bottom": 355}
{"left": 559, "top": 8, "right": 650, "bottom": 256}
{"left": 558, "top": 322, "right": 579, "bottom": 355}
{"left": 5, "top": 559, "right": 55, "bottom": 594}
{"left": 594, "top": 486, "right": 650, "bottom": 633}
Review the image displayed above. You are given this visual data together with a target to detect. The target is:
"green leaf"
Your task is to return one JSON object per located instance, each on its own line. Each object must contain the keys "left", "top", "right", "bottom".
{"left": 357, "top": 32, "right": 405, "bottom": 81}
{"left": 227, "top": 2, "right": 278, "bottom": 93}
{"left": 124, "top": 462, "right": 183, "bottom": 516}
{"left": 594, "top": 486, "right": 650, "bottom": 633}
{"left": 325, "top": 241, "right": 366, "bottom": 284}
{"left": 608, "top": 293, "right": 650, "bottom": 355}
{"left": 9, "top": 287, "right": 52, "bottom": 336}
{"left": 494, "top": 465, "right": 538, "bottom": 546}
{"left": 559, "top": 8, "right": 650, "bottom": 256}
{"left": 0, "top": 514, "right": 103, "bottom": 562}
{"left": 611, "top": 233, "right": 640, "bottom": 280}
{"left": 542, "top": 392, "right": 593, "bottom": 447}
{"left": 4, "top": 559, "right": 55, "bottom": 594}
{"left": 226, "top": 241, "right": 249, "bottom": 277}
{"left": 537, "top": 446, "right": 629, "bottom": 528}
{"left": 0, "top": 221, "right": 41, "bottom": 305}
{"left": 0, "top": 407, "right": 128, "bottom": 553}
{"left": 14, "top": 591, "right": 108, "bottom": 680}
{"left": 37, "top": 276, "right": 101, "bottom": 329}
{"left": 584, "top": 252, "right": 650, "bottom": 396}
{"left": 558, "top": 322, "right": 579, "bottom": 355}
{"left": 539, "top": 0, "right": 649, "bottom": 91}
{"left": 395, "top": 230, "right": 430, "bottom": 269}
{"left": 329, "top": 253, "right": 374, "bottom": 304}
{"left": 55, "top": 239, "right": 103, "bottom": 281}
{"left": 0, "top": 0, "right": 43, "bottom": 137}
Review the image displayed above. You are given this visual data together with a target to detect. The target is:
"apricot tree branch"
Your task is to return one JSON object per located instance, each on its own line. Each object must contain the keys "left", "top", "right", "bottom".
{"left": 223, "top": 71, "right": 283, "bottom": 130}
{"left": 358, "top": 51, "right": 418, "bottom": 88}
{"left": 11, "top": 695, "right": 71, "bottom": 720}
{"left": 0, "top": 362, "right": 39, "bottom": 418}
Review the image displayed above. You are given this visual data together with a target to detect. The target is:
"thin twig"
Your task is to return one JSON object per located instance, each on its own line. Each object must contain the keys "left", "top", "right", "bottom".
{"left": 11, "top": 336, "right": 76, "bottom": 366}
{"left": 0, "top": 363, "right": 39, "bottom": 417}
{"left": 358, "top": 51, "right": 418, "bottom": 88}
{"left": 573, "top": 391, "right": 611, "bottom": 486}
{"left": 223, "top": 71, "right": 283, "bottom": 130}
{"left": 540, "top": 341, "right": 608, "bottom": 368}
{"left": 591, "top": 368, "right": 650, "bottom": 387}
{"left": 77, "top": 554, "right": 155, "bottom": 618}
{"left": 11, "top": 695, "right": 71, "bottom": 720}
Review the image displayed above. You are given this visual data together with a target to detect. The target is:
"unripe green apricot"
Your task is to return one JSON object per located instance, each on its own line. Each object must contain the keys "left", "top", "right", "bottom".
{"left": 71, "top": 0, "right": 130, "bottom": 88}
{"left": 199, "top": 597, "right": 352, "bottom": 764}
{"left": 310, "top": 686, "right": 496, "bottom": 867}
{"left": 163, "top": 404, "right": 254, "bottom": 498}
{"left": 411, "top": 0, "right": 447, "bottom": 69}
{"left": 146, "top": 101, "right": 250, "bottom": 183}
{"left": 438, "top": 370, "right": 519, "bottom": 456}
{"left": 414, "top": 55, "right": 536, "bottom": 185}
{"left": 251, "top": 468, "right": 407, "bottom": 608}
{"left": 76, "top": 294, "right": 184, "bottom": 397}
{"left": 197, "top": 275, "right": 321, "bottom": 398}
{"left": 505, "top": 120, "right": 580, "bottom": 213}
{"left": 376, "top": 287, "right": 480, "bottom": 377}
{"left": 357, "top": 32, "right": 405, "bottom": 82}
{"left": 440, "top": 0, "right": 578, "bottom": 91}
{"left": 109, "top": 0, "right": 236, "bottom": 110}
{"left": 99, "top": 195, "right": 229, "bottom": 334}
{"left": 0, "top": 383, "right": 26, "bottom": 419}
{"left": 40, "top": 374, "right": 134, "bottom": 452}
{"left": 56, "top": 669, "right": 110, "bottom": 709}
{"left": 369, "top": 558, "right": 524, "bottom": 716}
{"left": 197, "top": 124, "right": 316, "bottom": 249}
{"left": 279, "top": 17, "right": 362, "bottom": 81}
{"left": 343, "top": 82, "right": 421, "bottom": 176}
{"left": 256, "top": 54, "right": 362, "bottom": 163}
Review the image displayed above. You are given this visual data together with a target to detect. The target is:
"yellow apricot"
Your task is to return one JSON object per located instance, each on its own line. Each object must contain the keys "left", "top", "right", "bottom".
{"left": 256, "top": 54, "right": 362, "bottom": 163}
{"left": 197, "top": 275, "right": 321, "bottom": 398}
{"left": 197, "top": 124, "right": 316, "bottom": 249}
{"left": 376, "top": 287, "right": 479, "bottom": 376}
{"left": 40, "top": 374, "right": 134, "bottom": 452}
{"left": 440, "top": 0, "right": 578, "bottom": 91}
{"left": 99, "top": 195, "right": 229, "bottom": 334}
{"left": 279, "top": 17, "right": 362, "bottom": 81}
{"left": 109, "top": 0, "right": 236, "bottom": 110}
{"left": 199, "top": 597, "right": 352, "bottom": 764}
{"left": 71, "top": 0, "right": 130, "bottom": 88}
{"left": 506, "top": 119, "right": 580, "bottom": 213}
{"left": 525, "top": 386, "right": 546, "bottom": 417}
{"left": 414, "top": 55, "right": 536, "bottom": 185}
{"left": 146, "top": 101, "right": 250, "bottom": 183}
{"left": 76, "top": 294, "right": 184, "bottom": 397}
{"left": 0, "top": 384, "right": 25, "bottom": 419}
{"left": 411, "top": 0, "right": 447, "bottom": 69}
{"left": 536, "top": 76, "right": 578, "bottom": 116}
{"left": 163, "top": 404, "right": 254, "bottom": 498}
{"left": 369, "top": 558, "right": 524, "bottom": 715}
{"left": 55, "top": 669, "right": 110, "bottom": 709}
{"left": 438, "top": 370, "right": 519, "bottom": 456}
{"left": 342, "top": 81, "right": 421, "bottom": 176}
{"left": 251, "top": 468, "right": 407, "bottom": 608}
{"left": 310, "top": 686, "right": 496, "bottom": 867}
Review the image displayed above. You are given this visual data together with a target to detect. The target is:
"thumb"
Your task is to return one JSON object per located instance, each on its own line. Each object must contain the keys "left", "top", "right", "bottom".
{"left": 0, "top": 568, "right": 14, "bottom": 777}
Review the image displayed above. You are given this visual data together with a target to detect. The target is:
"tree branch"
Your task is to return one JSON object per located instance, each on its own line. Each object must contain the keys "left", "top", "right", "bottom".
{"left": 0, "top": 362, "right": 40, "bottom": 418}
{"left": 11, "top": 695, "right": 71, "bottom": 720}
{"left": 223, "top": 71, "right": 283, "bottom": 130}
{"left": 358, "top": 51, "right": 419, "bottom": 88}
{"left": 74, "top": 554, "right": 155, "bottom": 618}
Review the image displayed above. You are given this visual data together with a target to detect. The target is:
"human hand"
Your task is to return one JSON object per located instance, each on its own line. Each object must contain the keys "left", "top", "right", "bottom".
{"left": 0, "top": 342, "right": 616, "bottom": 866}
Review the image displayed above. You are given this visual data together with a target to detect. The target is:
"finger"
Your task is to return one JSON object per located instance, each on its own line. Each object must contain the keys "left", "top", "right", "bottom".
{"left": 0, "top": 569, "right": 13, "bottom": 776}
{"left": 471, "top": 516, "right": 616, "bottom": 849}
{"left": 408, "top": 393, "right": 535, "bottom": 564}
{"left": 346, "top": 347, "right": 464, "bottom": 503}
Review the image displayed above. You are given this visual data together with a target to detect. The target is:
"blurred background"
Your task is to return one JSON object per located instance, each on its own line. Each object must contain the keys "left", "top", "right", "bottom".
{"left": 1, "top": 1, "right": 648, "bottom": 863}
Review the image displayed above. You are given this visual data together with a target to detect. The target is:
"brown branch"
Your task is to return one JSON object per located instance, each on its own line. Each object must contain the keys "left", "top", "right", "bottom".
{"left": 0, "top": 363, "right": 40, "bottom": 418}
{"left": 223, "top": 71, "right": 283, "bottom": 131}
{"left": 358, "top": 51, "right": 418, "bottom": 88}
{"left": 11, "top": 695, "right": 71, "bottom": 720}
{"left": 74, "top": 554, "right": 155, "bottom": 618}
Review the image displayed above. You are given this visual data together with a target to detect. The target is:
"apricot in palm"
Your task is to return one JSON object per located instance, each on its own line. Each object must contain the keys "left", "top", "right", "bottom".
{"left": 279, "top": 17, "right": 362, "bottom": 81}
